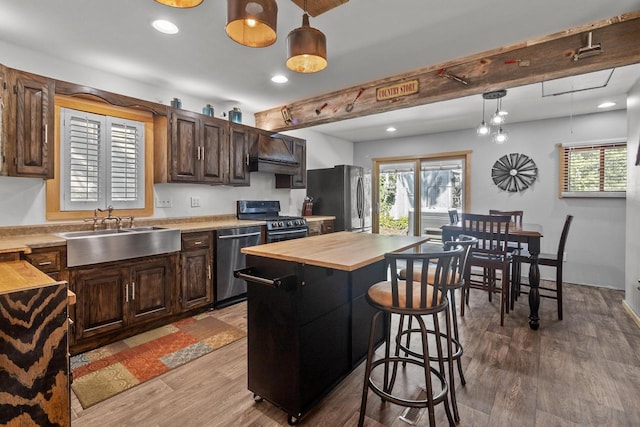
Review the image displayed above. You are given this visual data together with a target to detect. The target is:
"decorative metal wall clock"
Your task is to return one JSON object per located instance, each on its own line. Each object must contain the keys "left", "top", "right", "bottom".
{"left": 491, "top": 153, "right": 538, "bottom": 192}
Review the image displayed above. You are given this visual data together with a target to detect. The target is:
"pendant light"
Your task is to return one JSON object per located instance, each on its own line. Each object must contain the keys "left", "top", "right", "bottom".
{"left": 226, "top": 0, "right": 278, "bottom": 48}
{"left": 492, "top": 126, "right": 509, "bottom": 144}
{"left": 476, "top": 97, "right": 490, "bottom": 136}
{"left": 286, "top": 1, "right": 327, "bottom": 73}
{"left": 154, "top": 0, "right": 203, "bottom": 7}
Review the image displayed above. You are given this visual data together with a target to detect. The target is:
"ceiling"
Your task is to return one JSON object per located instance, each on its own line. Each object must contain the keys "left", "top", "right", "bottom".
{"left": 1, "top": 0, "right": 639, "bottom": 142}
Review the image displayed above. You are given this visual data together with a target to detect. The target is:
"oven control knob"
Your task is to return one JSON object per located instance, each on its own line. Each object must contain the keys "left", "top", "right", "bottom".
{"left": 287, "top": 221, "right": 293, "bottom": 226}
{"left": 278, "top": 221, "right": 284, "bottom": 227}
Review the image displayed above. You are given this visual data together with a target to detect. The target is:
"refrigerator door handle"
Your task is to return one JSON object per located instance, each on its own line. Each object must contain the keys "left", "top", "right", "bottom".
{"left": 356, "top": 176, "right": 364, "bottom": 218}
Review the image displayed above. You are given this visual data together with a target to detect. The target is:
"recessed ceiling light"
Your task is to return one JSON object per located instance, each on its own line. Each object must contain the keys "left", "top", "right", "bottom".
{"left": 271, "top": 75, "right": 288, "bottom": 84}
{"left": 597, "top": 101, "right": 616, "bottom": 109}
{"left": 386, "top": 126, "right": 397, "bottom": 132}
{"left": 152, "top": 19, "right": 179, "bottom": 34}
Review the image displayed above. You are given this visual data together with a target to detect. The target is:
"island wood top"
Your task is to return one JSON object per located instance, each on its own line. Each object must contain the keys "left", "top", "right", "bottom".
{"left": 0, "top": 260, "right": 57, "bottom": 294}
{"left": 241, "top": 232, "right": 428, "bottom": 271}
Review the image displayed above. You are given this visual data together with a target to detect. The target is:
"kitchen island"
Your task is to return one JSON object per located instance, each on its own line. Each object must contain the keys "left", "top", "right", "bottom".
{"left": 239, "top": 232, "right": 426, "bottom": 425}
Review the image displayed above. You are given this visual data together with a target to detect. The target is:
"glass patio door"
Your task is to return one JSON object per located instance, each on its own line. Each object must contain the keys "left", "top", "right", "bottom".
{"left": 375, "top": 161, "right": 417, "bottom": 236}
{"left": 373, "top": 152, "right": 469, "bottom": 237}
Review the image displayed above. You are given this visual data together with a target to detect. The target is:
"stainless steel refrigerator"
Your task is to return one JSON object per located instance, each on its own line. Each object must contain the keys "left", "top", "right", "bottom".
{"left": 306, "top": 165, "right": 372, "bottom": 232}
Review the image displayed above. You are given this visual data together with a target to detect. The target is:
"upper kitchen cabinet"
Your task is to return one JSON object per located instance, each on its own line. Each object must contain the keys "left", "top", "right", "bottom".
{"left": 1, "top": 67, "right": 55, "bottom": 178}
{"left": 275, "top": 135, "right": 307, "bottom": 189}
{"left": 227, "top": 122, "right": 253, "bottom": 186}
{"left": 154, "top": 108, "right": 228, "bottom": 184}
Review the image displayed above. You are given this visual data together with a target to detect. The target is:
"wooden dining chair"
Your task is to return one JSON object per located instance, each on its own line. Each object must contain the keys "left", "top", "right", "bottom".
{"left": 448, "top": 209, "right": 459, "bottom": 224}
{"left": 512, "top": 214, "right": 573, "bottom": 320}
{"left": 461, "top": 213, "right": 513, "bottom": 326}
{"left": 489, "top": 209, "right": 524, "bottom": 252}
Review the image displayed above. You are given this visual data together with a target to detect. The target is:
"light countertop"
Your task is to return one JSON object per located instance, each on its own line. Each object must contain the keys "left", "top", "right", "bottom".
{"left": 241, "top": 231, "right": 427, "bottom": 271}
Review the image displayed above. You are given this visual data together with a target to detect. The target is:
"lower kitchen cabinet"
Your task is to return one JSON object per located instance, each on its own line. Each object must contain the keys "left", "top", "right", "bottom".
{"left": 307, "top": 219, "right": 335, "bottom": 236}
{"left": 70, "top": 254, "right": 176, "bottom": 351}
{"left": 180, "top": 231, "right": 214, "bottom": 309}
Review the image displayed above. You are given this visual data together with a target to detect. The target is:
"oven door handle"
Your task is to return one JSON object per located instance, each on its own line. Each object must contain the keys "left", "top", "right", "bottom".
{"left": 268, "top": 229, "right": 308, "bottom": 236}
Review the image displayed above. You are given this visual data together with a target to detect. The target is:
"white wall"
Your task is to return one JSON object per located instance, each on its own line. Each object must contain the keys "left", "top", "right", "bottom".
{"left": 354, "top": 110, "right": 627, "bottom": 289}
{"left": 625, "top": 79, "right": 640, "bottom": 316}
{"left": 0, "top": 42, "right": 354, "bottom": 224}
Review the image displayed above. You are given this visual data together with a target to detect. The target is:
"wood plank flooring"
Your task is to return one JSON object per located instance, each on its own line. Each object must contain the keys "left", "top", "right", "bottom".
{"left": 71, "top": 282, "right": 640, "bottom": 426}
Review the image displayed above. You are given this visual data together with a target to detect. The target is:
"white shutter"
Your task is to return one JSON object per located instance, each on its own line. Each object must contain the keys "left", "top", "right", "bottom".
{"left": 60, "top": 108, "right": 145, "bottom": 211}
{"left": 108, "top": 118, "right": 144, "bottom": 209}
{"left": 61, "top": 109, "right": 104, "bottom": 210}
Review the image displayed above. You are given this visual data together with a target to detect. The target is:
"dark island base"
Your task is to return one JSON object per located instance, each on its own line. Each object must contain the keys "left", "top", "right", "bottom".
{"left": 243, "top": 255, "right": 386, "bottom": 424}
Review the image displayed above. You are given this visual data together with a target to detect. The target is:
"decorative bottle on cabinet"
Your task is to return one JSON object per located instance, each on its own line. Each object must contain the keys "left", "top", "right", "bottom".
{"left": 229, "top": 107, "right": 242, "bottom": 124}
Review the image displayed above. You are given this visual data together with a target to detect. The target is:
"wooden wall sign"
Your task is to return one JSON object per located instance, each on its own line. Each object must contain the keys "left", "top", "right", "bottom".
{"left": 376, "top": 79, "right": 419, "bottom": 101}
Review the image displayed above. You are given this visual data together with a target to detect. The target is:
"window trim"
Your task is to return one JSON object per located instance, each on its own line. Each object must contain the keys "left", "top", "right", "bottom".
{"left": 46, "top": 96, "right": 154, "bottom": 220}
{"left": 558, "top": 138, "right": 627, "bottom": 199}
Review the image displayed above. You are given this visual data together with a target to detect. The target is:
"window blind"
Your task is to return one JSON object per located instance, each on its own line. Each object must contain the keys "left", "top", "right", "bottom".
{"left": 560, "top": 140, "right": 626, "bottom": 198}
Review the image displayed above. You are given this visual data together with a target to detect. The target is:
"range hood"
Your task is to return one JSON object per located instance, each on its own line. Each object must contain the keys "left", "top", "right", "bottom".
{"left": 249, "top": 134, "right": 299, "bottom": 175}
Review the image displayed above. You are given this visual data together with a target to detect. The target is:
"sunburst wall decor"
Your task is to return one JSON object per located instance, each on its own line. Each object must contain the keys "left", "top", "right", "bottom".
{"left": 491, "top": 153, "right": 538, "bottom": 192}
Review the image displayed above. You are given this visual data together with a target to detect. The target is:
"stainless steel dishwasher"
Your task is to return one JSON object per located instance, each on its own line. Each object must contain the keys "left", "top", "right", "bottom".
{"left": 215, "top": 226, "right": 262, "bottom": 306}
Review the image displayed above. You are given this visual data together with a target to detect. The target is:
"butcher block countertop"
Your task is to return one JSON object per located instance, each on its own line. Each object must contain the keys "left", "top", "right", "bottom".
{"left": 241, "top": 231, "right": 427, "bottom": 271}
{"left": 0, "top": 260, "right": 59, "bottom": 294}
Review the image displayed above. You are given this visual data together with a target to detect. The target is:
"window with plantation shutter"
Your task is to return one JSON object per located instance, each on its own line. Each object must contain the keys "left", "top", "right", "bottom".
{"left": 60, "top": 108, "right": 145, "bottom": 211}
{"left": 560, "top": 139, "right": 626, "bottom": 198}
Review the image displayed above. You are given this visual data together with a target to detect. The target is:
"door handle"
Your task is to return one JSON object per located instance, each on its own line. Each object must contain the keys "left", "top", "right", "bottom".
{"left": 125, "top": 284, "right": 129, "bottom": 303}
{"left": 131, "top": 281, "right": 135, "bottom": 300}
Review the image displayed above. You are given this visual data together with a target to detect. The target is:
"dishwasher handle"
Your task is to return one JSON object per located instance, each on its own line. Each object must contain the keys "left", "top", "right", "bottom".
{"left": 234, "top": 267, "right": 294, "bottom": 288}
{"left": 218, "top": 231, "right": 262, "bottom": 240}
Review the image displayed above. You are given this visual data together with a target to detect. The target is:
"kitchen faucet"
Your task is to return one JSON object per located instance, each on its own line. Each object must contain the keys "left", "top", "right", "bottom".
{"left": 97, "top": 205, "right": 121, "bottom": 230}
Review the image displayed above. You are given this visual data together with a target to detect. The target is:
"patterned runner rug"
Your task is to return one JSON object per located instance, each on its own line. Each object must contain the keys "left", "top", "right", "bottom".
{"left": 70, "top": 312, "right": 245, "bottom": 408}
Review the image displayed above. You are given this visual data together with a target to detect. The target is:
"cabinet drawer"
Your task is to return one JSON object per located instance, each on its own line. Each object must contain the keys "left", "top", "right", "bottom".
{"left": 307, "top": 222, "right": 321, "bottom": 236}
{"left": 25, "top": 251, "right": 61, "bottom": 273}
{"left": 322, "top": 221, "right": 334, "bottom": 234}
{"left": 182, "top": 232, "right": 211, "bottom": 251}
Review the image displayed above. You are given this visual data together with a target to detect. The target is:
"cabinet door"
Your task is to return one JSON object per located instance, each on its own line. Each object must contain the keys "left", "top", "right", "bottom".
{"left": 72, "top": 265, "right": 128, "bottom": 340}
{"left": 11, "top": 70, "right": 54, "bottom": 178}
{"left": 290, "top": 139, "right": 306, "bottom": 188}
{"left": 180, "top": 248, "right": 213, "bottom": 309}
{"left": 129, "top": 257, "right": 173, "bottom": 324}
{"left": 201, "top": 116, "right": 227, "bottom": 184}
{"left": 321, "top": 220, "right": 334, "bottom": 234}
{"left": 228, "top": 123, "right": 250, "bottom": 186}
{"left": 170, "top": 109, "right": 200, "bottom": 182}
{"left": 275, "top": 136, "right": 306, "bottom": 189}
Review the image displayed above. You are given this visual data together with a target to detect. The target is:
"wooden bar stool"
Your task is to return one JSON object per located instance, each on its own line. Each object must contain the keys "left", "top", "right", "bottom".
{"left": 396, "top": 236, "right": 477, "bottom": 422}
{"left": 358, "top": 246, "right": 464, "bottom": 427}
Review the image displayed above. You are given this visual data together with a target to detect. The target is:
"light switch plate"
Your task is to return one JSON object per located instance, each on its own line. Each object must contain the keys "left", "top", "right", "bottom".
{"left": 191, "top": 197, "right": 201, "bottom": 207}
{"left": 155, "top": 199, "right": 172, "bottom": 208}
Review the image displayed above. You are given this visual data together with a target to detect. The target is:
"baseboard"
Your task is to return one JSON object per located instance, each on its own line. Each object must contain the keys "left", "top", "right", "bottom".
{"left": 622, "top": 300, "right": 640, "bottom": 330}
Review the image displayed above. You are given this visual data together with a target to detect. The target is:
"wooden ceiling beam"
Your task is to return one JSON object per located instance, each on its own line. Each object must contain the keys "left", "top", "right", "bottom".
{"left": 255, "top": 11, "right": 640, "bottom": 132}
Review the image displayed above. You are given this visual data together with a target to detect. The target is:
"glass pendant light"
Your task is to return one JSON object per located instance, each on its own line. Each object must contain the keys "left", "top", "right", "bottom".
{"left": 490, "top": 97, "right": 506, "bottom": 126}
{"left": 286, "top": 1, "right": 327, "bottom": 73}
{"left": 155, "top": 0, "right": 203, "bottom": 7}
{"left": 492, "top": 127, "right": 509, "bottom": 144}
{"left": 226, "top": 0, "right": 278, "bottom": 48}
{"left": 476, "top": 97, "right": 490, "bottom": 136}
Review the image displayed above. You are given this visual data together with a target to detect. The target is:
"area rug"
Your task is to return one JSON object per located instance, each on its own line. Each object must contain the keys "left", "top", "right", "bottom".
{"left": 70, "top": 312, "right": 246, "bottom": 409}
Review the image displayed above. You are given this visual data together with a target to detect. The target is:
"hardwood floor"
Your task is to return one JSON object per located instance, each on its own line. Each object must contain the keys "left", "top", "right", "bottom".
{"left": 71, "top": 282, "right": 640, "bottom": 426}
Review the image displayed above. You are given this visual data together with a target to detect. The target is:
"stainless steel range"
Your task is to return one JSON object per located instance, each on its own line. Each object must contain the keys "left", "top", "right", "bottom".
{"left": 237, "top": 200, "right": 308, "bottom": 243}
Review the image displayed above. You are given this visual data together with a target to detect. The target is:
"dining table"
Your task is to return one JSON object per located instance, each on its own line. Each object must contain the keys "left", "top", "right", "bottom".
{"left": 441, "top": 221, "right": 544, "bottom": 330}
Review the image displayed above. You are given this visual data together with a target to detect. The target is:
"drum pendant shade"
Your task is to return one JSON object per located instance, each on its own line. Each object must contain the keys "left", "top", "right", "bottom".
{"left": 286, "top": 13, "right": 327, "bottom": 73}
{"left": 226, "top": 0, "right": 278, "bottom": 48}
{"left": 155, "top": 0, "right": 203, "bottom": 7}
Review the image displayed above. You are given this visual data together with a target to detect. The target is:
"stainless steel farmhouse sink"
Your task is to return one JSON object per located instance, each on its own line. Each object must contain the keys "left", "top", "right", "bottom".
{"left": 57, "top": 226, "right": 181, "bottom": 267}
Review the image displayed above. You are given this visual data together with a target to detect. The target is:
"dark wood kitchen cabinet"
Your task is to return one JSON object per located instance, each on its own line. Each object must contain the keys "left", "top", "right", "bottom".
{"left": 307, "top": 219, "right": 334, "bottom": 236}
{"left": 23, "top": 245, "right": 68, "bottom": 282}
{"left": 70, "top": 254, "right": 176, "bottom": 352}
{"left": 228, "top": 122, "right": 252, "bottom": 186}
{"left": 168, "top": 108, "right": 227, "bottom": 184}
{"left": 180, "top": 231, "right": 214, "bottom": 310}
{"left": 275, "top": 136, "right": 306, "bottom": 189}
{"left": 1, "top": 67, "right": 55, "bottom": 178}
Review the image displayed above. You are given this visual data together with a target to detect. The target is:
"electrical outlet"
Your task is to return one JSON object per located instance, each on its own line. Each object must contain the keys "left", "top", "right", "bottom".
{"left": 191, "top": 197, "right": 201, "bottom": 208}
{"left": 155, "top": 199, "right": 172, "bottom": 208}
